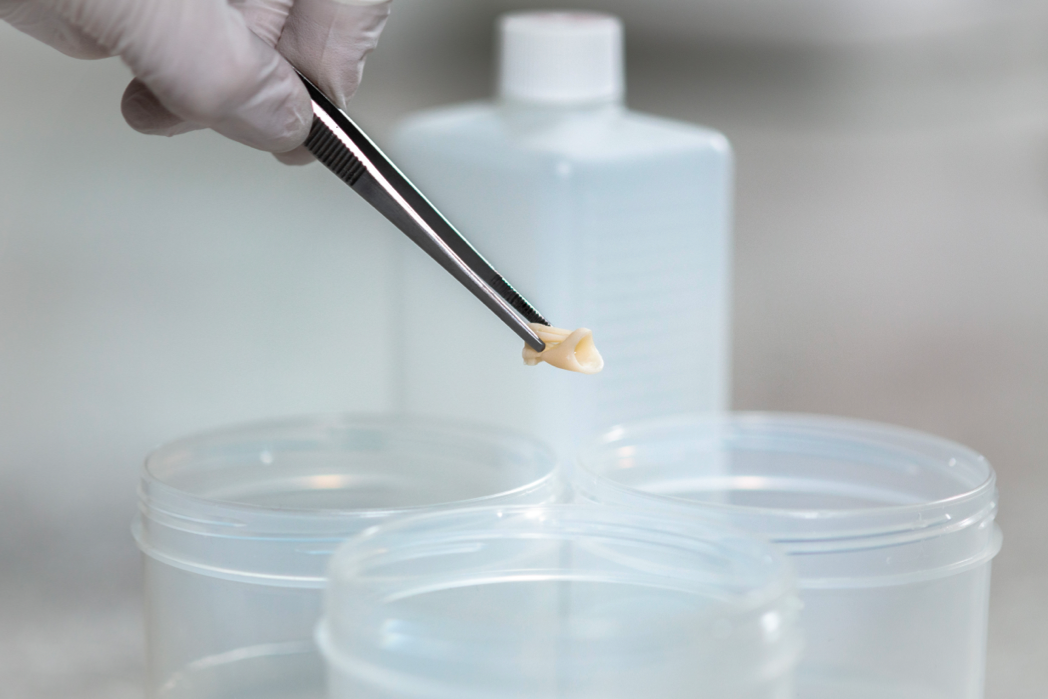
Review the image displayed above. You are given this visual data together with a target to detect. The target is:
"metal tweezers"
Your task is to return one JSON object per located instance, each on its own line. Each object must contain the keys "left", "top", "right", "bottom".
{"left": 297, "top": 72, "right": 549, "bottom": 352}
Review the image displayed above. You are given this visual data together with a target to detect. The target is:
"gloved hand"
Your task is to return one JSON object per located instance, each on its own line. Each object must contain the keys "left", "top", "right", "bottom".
{"left": 0, "top": 0, "right": 391, "bottom": 163}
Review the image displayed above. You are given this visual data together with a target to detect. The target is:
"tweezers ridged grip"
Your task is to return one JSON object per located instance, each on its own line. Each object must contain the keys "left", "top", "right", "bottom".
{"left": 490, "top": 276, "right": 549, "bottom": 326}
{"left": 305, "top": 117, "right": 366, "bottom": 186}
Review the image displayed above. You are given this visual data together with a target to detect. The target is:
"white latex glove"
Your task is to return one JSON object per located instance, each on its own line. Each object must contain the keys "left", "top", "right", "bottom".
{"left": 0, "top": 0, "right": 390, "bottom": 162}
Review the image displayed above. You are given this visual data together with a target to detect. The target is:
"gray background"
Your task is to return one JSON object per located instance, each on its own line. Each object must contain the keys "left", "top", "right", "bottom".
{"left": 1, "top": 1, "right": 1046, "bottom": 696}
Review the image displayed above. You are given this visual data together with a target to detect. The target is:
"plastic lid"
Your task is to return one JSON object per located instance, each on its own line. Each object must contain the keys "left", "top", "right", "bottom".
{"left": 498, "top": 12, "right": 625, "bottom": 105}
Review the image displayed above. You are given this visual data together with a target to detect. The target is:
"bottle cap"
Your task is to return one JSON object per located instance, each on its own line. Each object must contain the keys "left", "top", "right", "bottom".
{"left": 498, "top": 12, "right": 624, "bottom": 105}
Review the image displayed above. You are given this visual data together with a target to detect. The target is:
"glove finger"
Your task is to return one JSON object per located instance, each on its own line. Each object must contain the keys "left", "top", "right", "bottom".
{"left": 51, "top": 0, "right": 312, "bottom": 153}
{"left": 230, "top": 0, "right": 294, "bottom": 47}
{"left": 232, "top": 0, "right": 317, "bottom": 164}
{"left": 121, "top": 78, "right": 204, "bottom": 137}
{"left": 272, "top": 144, "right": 316, "bottom": 166}
{"left": 0, "top": 0, "right": 111, "bottom": 59}
{"left": 277, "top": 0, "right": 391, "bottom": 111}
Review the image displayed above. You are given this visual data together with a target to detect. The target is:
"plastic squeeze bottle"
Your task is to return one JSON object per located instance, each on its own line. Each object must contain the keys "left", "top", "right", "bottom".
{"left": 391, "top": 11, "right": 733, "bottom": 458}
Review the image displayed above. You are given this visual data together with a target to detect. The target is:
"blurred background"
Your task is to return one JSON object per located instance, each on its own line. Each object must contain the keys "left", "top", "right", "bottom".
{"left": 2, "top": 1, "right": 1047, "bottom": 696}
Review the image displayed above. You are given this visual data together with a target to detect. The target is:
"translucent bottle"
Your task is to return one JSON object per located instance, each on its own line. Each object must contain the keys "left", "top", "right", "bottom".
{"left": 392, "top": 12, "right": 733, "bottom": 457}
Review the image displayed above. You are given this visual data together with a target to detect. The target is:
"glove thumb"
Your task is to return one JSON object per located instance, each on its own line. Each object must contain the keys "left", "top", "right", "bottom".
{"left": 277, "top": 0, "right": 391, "bottom": 111}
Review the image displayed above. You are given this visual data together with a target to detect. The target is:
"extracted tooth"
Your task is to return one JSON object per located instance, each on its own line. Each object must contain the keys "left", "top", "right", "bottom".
{"left": 522, "top": 323, "right": 604, "bottom": 374}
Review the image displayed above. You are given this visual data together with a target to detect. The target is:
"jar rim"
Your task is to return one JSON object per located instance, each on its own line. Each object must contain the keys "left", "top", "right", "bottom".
{"left": 141, "top": 413, "right": 559, "bottom": 520}
{"left": 330, "top": 503, "right": 795, "bottom": 604}
{"left": 574, "top": 412, "right": 997, "bottom": 539}
{"left": 323, "top": 504, "right": 801, "bottom": 668}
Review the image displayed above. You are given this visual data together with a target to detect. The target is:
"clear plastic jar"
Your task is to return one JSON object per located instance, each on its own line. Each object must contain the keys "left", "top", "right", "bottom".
{"left": 319, "top": 504, "right": 802, "bottom": 699}
{"left": 574, "top": 413, "right": 1003, "bottom": 699}
{"left": 134, "top": 415, "right": 559, "bottom": 699}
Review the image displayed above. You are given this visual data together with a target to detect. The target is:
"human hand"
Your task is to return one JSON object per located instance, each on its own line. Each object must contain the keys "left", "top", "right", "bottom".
{"left": 0, "top": 0, "right": 391, "bottom": 162}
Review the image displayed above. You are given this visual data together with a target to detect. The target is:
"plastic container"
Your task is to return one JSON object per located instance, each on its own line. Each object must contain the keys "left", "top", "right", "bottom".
{"left": 574, "top": 413, "right": 1003, "bottom": 699}
{"left": 391, "top": 12, "right": 733, "bottom": 459}
{"left": 318, "top": 504, "right": 802, "bottom": 699}
{"left": 134, "top": 415, "right": 559, "bottom": 699}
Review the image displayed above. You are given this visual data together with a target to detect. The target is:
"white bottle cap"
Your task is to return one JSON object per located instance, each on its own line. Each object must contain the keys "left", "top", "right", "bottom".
{"left": 498, "top": 12, "right": 624, "bottom": 105}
